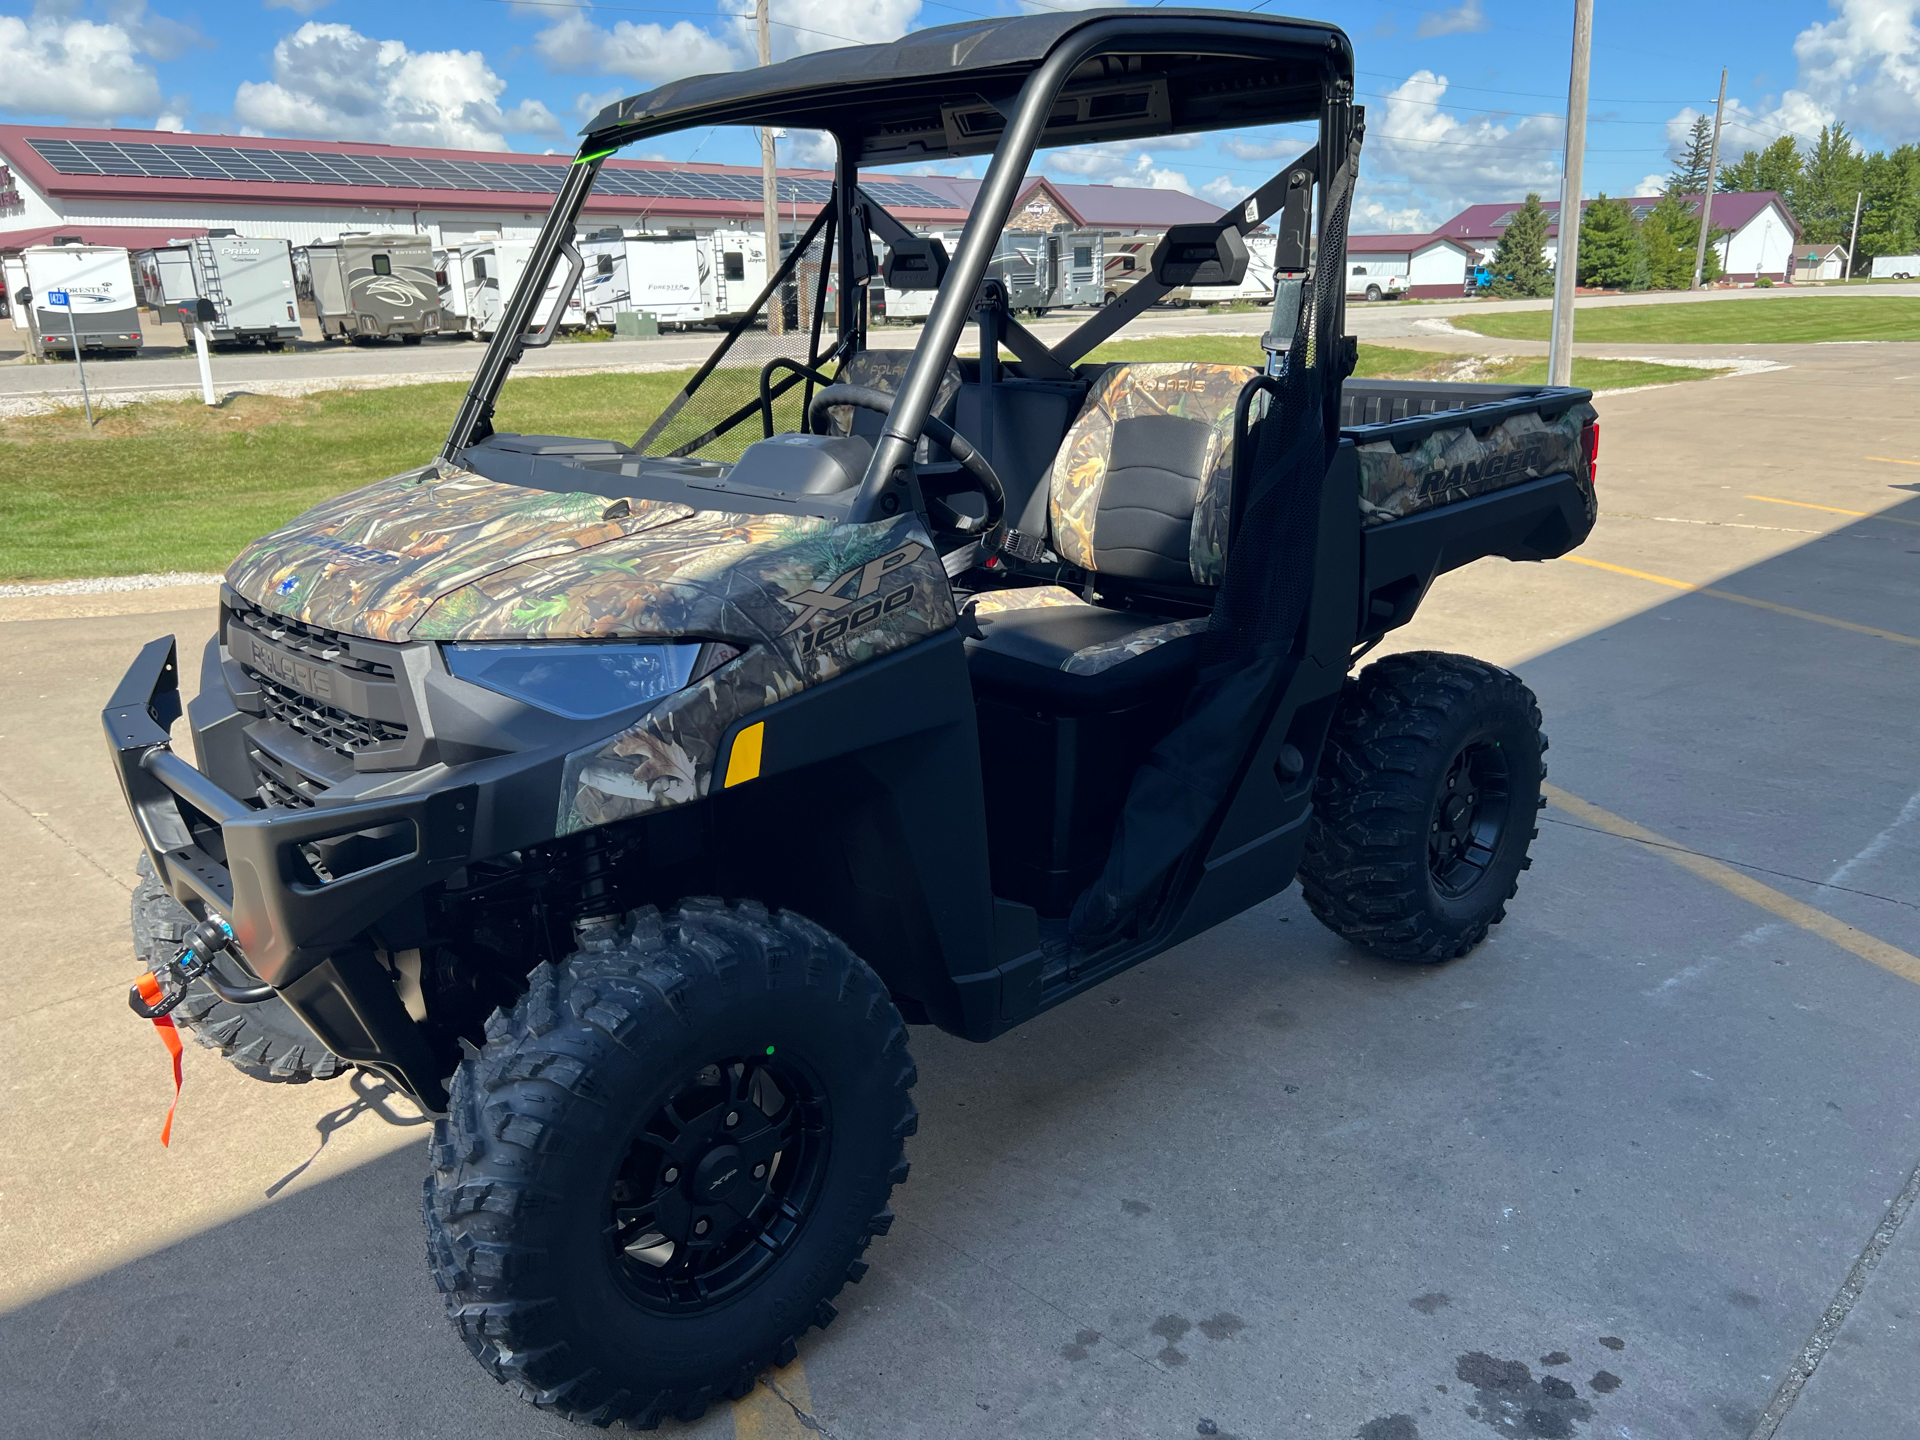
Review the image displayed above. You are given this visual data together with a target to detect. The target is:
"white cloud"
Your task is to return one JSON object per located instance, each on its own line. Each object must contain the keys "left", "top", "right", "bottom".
{"left": 725, "top": 0, "right": 921, "bottom": 62}
{"left": 234, "top": 22, "right": 563, "bottom": 150}
{"left": 536, "top": 11, "right": 741, "bottom": 84}
{"left": 1352, "top": 195, "right": 1431, "bottom": 233}
{"left": 1415, "top": 0, "right": 1489, "bottom": 39}
{"left": 1794, "top": 0, "right": 1920, "bottom": 137}
{"left": 1198, "top": 174, "right": 1245, "bottom": 206}
{"left": 0, "top": 7, "right": 162, "bottom": 121}
{"left": 1660, "top": 0, "right": 1916, "bottom": 165}
{"left": 1362, "top": 70, "right": 1564, "bottom": 230}
{"left": 1633, "top": 172, "right": 1666, "bottom": 196}
{"left": 1115, "top": 164, "right": 1194, "bottom": 194}
{"left": 779, "top": 129, "right": 838, "bottom": 168}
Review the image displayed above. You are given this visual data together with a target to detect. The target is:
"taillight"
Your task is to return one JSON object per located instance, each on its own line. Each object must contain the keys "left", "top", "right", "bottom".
{"left": 1583, "top": 420, "right": 1599, "bottom": 485}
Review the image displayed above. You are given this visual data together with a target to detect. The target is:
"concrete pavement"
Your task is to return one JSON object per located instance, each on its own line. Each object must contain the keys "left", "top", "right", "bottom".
{"left": 0, "top": 343, "right": 1914, "bottom": 1439}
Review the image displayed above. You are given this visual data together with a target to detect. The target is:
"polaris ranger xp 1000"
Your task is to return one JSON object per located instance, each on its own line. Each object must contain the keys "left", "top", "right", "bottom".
{"left": 107, "top": 9, "right": 1599, "bottom": 1424}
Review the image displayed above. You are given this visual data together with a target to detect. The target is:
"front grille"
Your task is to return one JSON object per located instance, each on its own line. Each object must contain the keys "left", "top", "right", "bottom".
{"left": 250, "top": 756, "right": 317, "bottom": 809}
{"left": 229, "top": 597, "right": 394, "bottom": 678}
{"left": 251, "top": 671, "right": 408, "bottom": 757}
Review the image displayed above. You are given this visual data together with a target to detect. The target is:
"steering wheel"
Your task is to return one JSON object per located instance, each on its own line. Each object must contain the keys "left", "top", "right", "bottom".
{"left": 806, "top": 383, "right": 1006, "bottom": 548}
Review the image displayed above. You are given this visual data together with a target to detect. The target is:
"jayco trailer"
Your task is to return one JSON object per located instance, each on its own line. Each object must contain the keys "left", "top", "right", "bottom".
{"left": 20, "top": 244, "right": 143, "bottom": 356}
{"left": 460, "top": 239, "right": 587, "bottom": 338}
{"left": 135, "top": 233, "right": 301, "bottom": 346}
{"left": 307, "top": 233, "right": 440, "bottom": 343}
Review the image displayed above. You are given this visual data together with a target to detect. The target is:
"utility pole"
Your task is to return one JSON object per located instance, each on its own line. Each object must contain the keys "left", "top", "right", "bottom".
{"left": 1691, "top": 68, "right": 1728, "bottom": 289}
{"left": 757, "top": 0, "right": 783, "bottom": 334}
{"left": 1547, "top": 0, "right": 1592, "bottom": 387}
{"left": 1843, "top": 189, "right": 1863, "bottom": 280}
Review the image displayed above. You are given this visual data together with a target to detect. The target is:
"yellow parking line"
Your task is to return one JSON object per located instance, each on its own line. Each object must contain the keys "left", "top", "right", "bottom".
{"left": 1562, "top": 556, "right": 1920, "bottom": 646}
{"left": 1544, "top": 784, "right": 1920, "bottom": 986}
{"left": 733, "top": 1359, "right": 817, "bottom": 1438}
{"left": 1866, "top": 455, "right": 1920, "bottom": 467}
{"left": 1746, "top": 494, "right": 1920, "bottom": 529}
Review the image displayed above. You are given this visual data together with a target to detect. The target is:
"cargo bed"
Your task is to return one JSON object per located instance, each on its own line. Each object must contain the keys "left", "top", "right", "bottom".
{"left": 1339, "top": 378, "right": 1599, "bottom": 640}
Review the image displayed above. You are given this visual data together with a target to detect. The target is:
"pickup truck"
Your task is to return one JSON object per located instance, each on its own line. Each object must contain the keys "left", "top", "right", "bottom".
{"left": 107, "top": 9, "right": 1597, "bottom": 1425}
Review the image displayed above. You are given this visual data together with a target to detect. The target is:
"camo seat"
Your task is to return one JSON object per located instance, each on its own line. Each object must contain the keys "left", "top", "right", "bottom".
{"left": 824, "top": 350, "right": 963, "bottom": 438}
{"left": 966, "top": 362, "right": 1256, "bottom": 707}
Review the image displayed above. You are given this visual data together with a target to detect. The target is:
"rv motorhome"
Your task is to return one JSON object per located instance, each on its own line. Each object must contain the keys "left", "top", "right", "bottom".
{"left": 134, "top": 233, "right": 302, "bottom": 347}
{"left": 19, "top": 244, "right": 143, "bottom": 356}
{"left": 306, "top": 233, "right": 441, "bottom": 343}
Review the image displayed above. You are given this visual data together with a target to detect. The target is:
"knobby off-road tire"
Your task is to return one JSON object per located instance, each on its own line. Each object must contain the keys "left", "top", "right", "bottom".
{"left": 131, "top": 853, "right": 348, "bottom": 1081}
{"left": 1300, "top": 652, "right": 1546, "bottom": 962}
{"left": 423, "top": 898, "right": 917, "bottom": 1428}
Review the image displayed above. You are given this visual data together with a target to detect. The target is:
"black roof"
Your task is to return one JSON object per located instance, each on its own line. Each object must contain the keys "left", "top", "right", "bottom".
{"left": 584, "top": 9, "right": 1351, "bottom": 167}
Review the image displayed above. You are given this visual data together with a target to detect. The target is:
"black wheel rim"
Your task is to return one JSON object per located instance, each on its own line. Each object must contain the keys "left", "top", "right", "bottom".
{"left": 605, "top": 1054, "right": 829, "bottom": 1313}
{"left": 1428, "top": 737, "right": 1513, "bottom": 898}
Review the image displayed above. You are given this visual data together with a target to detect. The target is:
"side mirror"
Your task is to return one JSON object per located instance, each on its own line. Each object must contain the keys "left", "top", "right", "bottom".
{"left": 882, "top": 237, "right": 949, "bottom": 291}
{"left": 1152, "top": 224, "right": 1249, "bottom": 287}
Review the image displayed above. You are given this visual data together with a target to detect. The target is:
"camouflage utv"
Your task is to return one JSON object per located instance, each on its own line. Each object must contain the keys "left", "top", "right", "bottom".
{"left": 107, "top": 9, "right": 1598, "bottom": 1425}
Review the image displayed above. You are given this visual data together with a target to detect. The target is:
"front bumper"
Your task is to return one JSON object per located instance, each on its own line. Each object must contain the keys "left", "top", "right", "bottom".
{"left": 106, "top": 636, "right": 472, "bottom": 1104}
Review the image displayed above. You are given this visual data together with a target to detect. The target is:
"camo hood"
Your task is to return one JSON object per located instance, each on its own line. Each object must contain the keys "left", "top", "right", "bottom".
{"left": 226, "top": 465, "right": 700, "bottom": 641}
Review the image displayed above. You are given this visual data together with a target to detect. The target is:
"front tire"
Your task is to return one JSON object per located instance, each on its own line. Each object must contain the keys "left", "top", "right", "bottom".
{"left": 424, "top": 899, "right": 916, "bottom": 1427}
{"left": 1299, "top": 652, "right": 1545, "bottom": 962}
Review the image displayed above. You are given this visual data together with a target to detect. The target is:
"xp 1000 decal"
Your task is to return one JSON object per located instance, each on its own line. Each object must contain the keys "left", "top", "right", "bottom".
{"left": 778, "top": 541, "right": 926, "bottom": 657}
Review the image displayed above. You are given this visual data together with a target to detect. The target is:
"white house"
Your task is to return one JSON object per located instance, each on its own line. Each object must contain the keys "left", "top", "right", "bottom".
{"left": 1344, "top": 232, "right": 1476, "bottom": 297}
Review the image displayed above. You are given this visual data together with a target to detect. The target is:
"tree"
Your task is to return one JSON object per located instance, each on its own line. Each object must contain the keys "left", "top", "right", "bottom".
{"left": 1794, "top": 122, "right": 1866, "bottom": 244}
{"left": 1640, "top": 187, "right": 1703, "bottom": 289}
{"left": 1719, "top": 134, "right": 1800, "bottom": 196}
{"left": 1856, "top": 143, "right": 1920, "bottom": 268}
{"left": 1489, "top": 193, "right": 1555, "bottom": 298}
{"left": 1577, "top": 194, "right": 1639, "bottom": 289}
{"left": 1669, "top": 114, "right": 1715, "bottom": 194}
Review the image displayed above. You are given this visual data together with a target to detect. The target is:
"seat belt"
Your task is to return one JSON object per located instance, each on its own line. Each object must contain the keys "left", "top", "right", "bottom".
{"left": 1262, "top": 167, "right": 1316, "bottom": 377}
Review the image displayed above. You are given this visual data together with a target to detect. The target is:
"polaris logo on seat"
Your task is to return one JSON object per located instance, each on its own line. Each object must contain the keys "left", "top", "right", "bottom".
{"left": 778, "top": 542, "right": 922, "bottom": 655}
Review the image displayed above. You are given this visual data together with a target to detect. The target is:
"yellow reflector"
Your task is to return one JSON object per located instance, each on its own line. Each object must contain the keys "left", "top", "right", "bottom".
{"left": 723, "top": 721, "right": 764, "bottom": 787}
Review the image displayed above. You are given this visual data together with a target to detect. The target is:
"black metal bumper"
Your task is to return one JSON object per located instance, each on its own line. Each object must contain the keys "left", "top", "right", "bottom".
{"left": 105, "top": 636, "right": 471, "bottom": 1106}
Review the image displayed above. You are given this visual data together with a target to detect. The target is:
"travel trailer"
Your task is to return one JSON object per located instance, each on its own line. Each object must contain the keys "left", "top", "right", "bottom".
{"left": 460, "top": 239, "right": 587, "bottom": 338}
{"left": 306, "top": 233, "right": 441, "bottom": 343}
{"left": 18, "top": 244, "right": 143, "bottom": 356}
{"left": 134, "top": 233, "right": 301, "bottom": 346}
{"left": 577, "top": 229, "right": 768, "bottom": 330}
{"left": 435, "top": 246, "right": 474, "bottom": 334}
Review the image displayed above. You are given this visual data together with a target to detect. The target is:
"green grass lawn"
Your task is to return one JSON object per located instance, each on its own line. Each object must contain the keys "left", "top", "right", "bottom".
{"left": 0, "top": 343, "right": 1711, "bottom": 581}
{"left": 1450, "top": 295, "right": 1920, "bottom": 343}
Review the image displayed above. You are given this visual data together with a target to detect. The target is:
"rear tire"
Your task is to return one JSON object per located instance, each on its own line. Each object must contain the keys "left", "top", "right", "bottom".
{"left": 1299, "top": 652, "right": 1546, "bottom": 962}
{"left": 1365, "top": 284, "right": 1383, "bottom": 301}
{"left": 423, "top": 898, "right": 915, "bottom": 1428}
{"left": 131, "top": 854, "right": 347, "bottom": 1081}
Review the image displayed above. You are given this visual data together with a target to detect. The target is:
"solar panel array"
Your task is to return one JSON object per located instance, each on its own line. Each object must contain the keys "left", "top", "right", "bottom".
{"left": 27, "top": 137, "right": 951, "bottom": 210}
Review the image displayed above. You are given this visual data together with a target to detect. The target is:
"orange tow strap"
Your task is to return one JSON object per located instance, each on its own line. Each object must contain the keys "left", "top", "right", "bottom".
{"left": 134, "top": 971, "right": 185, "bottom": 1147}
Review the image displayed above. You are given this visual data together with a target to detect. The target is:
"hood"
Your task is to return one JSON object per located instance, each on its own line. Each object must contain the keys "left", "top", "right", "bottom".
{"left": 225, "top": 465, "right": 696, "bottom": 641}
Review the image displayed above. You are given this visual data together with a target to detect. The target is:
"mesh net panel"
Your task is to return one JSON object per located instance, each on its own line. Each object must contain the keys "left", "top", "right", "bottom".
{"left": 634, "top": 223, "right": 843, "bottom": 464}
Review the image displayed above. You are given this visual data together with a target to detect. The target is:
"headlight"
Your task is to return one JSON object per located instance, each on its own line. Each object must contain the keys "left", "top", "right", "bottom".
{"left": 444, "top": 642, "right": 703, "bottom": 720}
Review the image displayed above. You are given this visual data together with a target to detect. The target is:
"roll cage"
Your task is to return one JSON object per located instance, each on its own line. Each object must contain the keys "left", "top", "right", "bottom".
{"left": 442, "top": 8, "right": 1357, "bottom": 524}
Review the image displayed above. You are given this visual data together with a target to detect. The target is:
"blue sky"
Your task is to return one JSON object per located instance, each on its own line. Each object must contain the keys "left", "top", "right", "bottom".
{"left": 1, "top": 0, "right": 1915, "bottom": 232}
